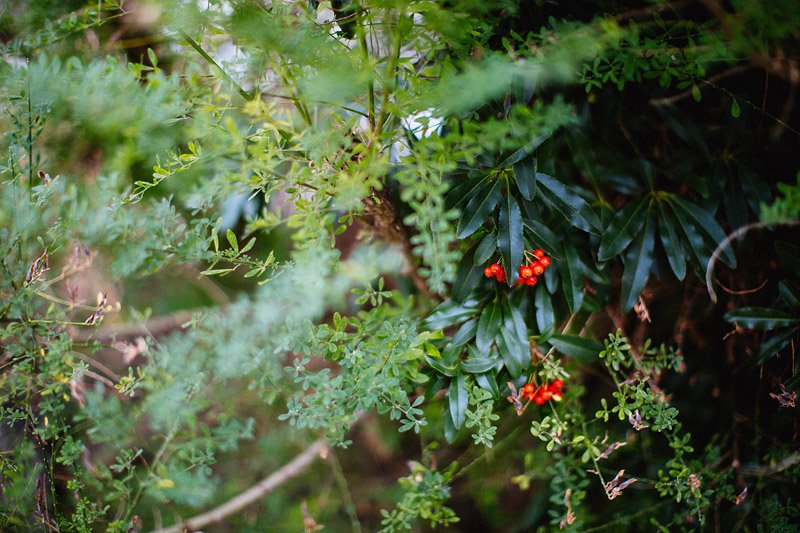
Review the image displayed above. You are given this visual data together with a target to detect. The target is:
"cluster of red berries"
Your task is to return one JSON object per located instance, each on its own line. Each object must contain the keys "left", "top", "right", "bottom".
{"left": 522, "top": 379, "right": 564, "bottom": 405}
{"left": 483, "top": 249, "right": 552, "bottom": 286}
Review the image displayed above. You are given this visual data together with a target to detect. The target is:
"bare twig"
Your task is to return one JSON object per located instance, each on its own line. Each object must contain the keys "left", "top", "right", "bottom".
{"left": 151, "top": 440, "right": 328, "bottom": 533}
{"left": 649, "top": 65, "right": 749, "bottom": 107}
{"left": 705, "top": 220, "right": 800, "bottom": 303}
{"left": 70, "top": 310, "right": 194, "bottom": 343}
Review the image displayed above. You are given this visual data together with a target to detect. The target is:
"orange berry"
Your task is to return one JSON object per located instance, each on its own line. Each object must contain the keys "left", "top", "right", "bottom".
{"left": 532, "top": 263, "right": 545, "bottom": 276}
{"left": 484, "top": 266, "right": 494, "bottom": 278}
{"left": 490, "top": 263, "right": 501, "bottom": 275}
{"left": 540, "top": 256, "right": 551, "bottom": 268}
{"left": 522, "top": 383, "right": 535, "bottom": 398}
{"left": 520, "top": 266, "right": 533, "bottom": 278}
{"left": 533, "top": 248, "right": 545, "bottom": 259}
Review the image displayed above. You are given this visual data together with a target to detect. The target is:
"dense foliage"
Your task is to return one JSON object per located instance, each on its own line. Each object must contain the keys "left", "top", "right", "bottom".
{"left": 1, "top": 0, "right": 799, "bottom": 531}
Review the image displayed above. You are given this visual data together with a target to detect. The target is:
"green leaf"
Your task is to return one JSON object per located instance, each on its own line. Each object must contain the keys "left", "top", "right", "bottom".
{"left": 423, "top": 297, "right": 481, "bottom": 330}
{"left": 452, "top": 242, "right": 485, "bottom": 302}
{"left": 476, "top": 299, "right": 502, "bottom": 353}
{"left": 475, "top": 371, "right": 500, "bottom": 398}
{"left": 535, "top": 285, "right": 555, "bottom": 333}
{"left": 497, "top": 188, "right": 524, "bottom": 285}
{"left": 691, "top": 84, "right": 701, "bottom": 102}
{"left": 461, "top": 353, "right": 499, "bottom": 373}
{"left": 559, "top": 241, "right": 584, "bottom": 313}
{"left": 425, "top": 355, "right": 458, "bottom": 376}
{"left": 513, "top": 157, "right": 537, "bottom": 201}
{"left": 448, "top": 373, "right": 468, "bottom": 429}
{"left": 497, "top": 326, "right": 524, "bottom": 378}
{"left": 756, "top": 327, "right": 798, "bottom": 363}
{"left": 619, "top": 210, "right": 655, "bottom": 312}
{"left": 457, "top": 179, "right": 503, "bottom": 238}
{"left": 521, "top": 208, "right": 562, "bottom": 259}
{"left": 473, "top": 231, "right": 497, "bottom": 266}
{"left": 502, "top": 298, "right": 530, "bottom": 371}
{"left": 724, "top": 307, "right": 800, "bottom": 330}
{"left": 549, "top": 334, "right": 602, "bottom": 361}
{"left": 226, "top": 229, "right": 239, "bottom": 253}
{"left": 443, "top": 406, "right": 457, "bottom": 443}
{"left": 451, "top": 318, "right": 478, "bottom": 348}
{"left": 667, "top": 199, "right": 710, "bottom": 274}
{"left": 598, "top": 198, "right": 649, "bottom": 261}
{"left": 657, "top": 201, "right": 687, "bottom": 280}
{"left": 671, "top": 196, "right": 736, "bottom": 268}
{"left": 445, "top": 175, "right": 488, "bottom": 210}
{"left": 731, "top": 98, "right": 741, "bottom": 118}
{"left": 779, "top": 280, "right": 800, "bottom": 309}
{"left": 535, "top": 172, "right": 601, "bottom": 234}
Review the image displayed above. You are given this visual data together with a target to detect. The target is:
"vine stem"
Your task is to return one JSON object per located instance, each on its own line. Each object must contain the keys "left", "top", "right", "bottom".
{"left": 705, "top": 219, "right": 800, "bottom": 303}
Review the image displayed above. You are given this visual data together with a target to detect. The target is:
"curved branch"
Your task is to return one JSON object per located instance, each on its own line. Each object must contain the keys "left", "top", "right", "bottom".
{"left": 151, "top": 440, "right": 328, "bottom": 533}
{"left": 706, "top": 219, "right": 800, "bottom": 303}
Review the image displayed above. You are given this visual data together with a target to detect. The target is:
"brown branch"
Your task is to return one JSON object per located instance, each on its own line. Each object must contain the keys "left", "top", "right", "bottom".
{"left": 361, "top": 189, "right": 439, "bottom": 300}
{"left": 649, "top": 65, "right": 750, "bottom": 107}
{"left": 69, "top": 310, "right": 194, "bottom": 343}
{"left": 151, "top": 439, "right": 329, "bottom": 533}
{"left": 151, "top": 414, "right": 368, "bottom": 533}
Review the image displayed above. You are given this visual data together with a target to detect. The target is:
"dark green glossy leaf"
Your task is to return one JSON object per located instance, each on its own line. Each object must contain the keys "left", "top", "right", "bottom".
{"left": 756, "top": 327, "right": 798, "bottom": 364}
{"left": 475, "top": 371, "right": 500, "bottom": 398}
{"left": 448, "top": 372, "right": 468, "bottom": 429}
{"left": 461, "top": 353, "right": 500, "bottom": 373}
{"left": 443, "top": 405, "right": 457, "bottom": 443}
{"left": 513, "top": 157, "right": 537, "bottom": 201}
{"left": 452, "top": 242, "right": 485, "bottom": 302}
{"left": 549, "top": 334, "right": 602, "bottom": 361}
{"left": 502, "top": 298, "right": 530, "bottom": 374}
{"left": 671, "top": 196, "right": 736, "bottom": 268}
{"left": 521, "top": 211, "right": 562, "bottom": 259}
{"left": 620, "top": 211, "right": 655, "bottom": 312}
{"left": 779, "top": 280, "right": 800, "bottom": 309}
{"left": 473, "top": 231, "right": 497, "bottom": 266}
{"left": 425, "top": 355, "right": 457, "bottom": 376}
{"left": 451, "top": 318, "right": 478, "bottom": 348}
{"left": 535, "top": 285, "right": 555, "bottom": 333}
{"left": 724, "top": 307, "right": 800, "bottom": 330}
{"left": 497, "top": 326, "right": 524, "bottom": 378}
{"left": 498, "top": 188, "right": 524, "bottom": 285}
{"left": 445, "top": 175, "right": 487, "bottom": 210}
{"left": 423, "top": 297, "right": 481, "bottom": 330}
{"left": 598, "top": 198, "right": 649, "bottom": 261}
{"left": 559, "top": 241, "right": 584, "bottom": 313}
{"left": 657, "top": 201, "right": 687, "bottom": 280}
{"left": 668, "top": 199, "right": 709, "bottom": 274}
{"left": 498, "top": 134, "right": 549, "bottom": 167}
{"left": 457, "top": 179, "right": 503, "bottom": 238}
{"left": 476, "top": 299, "right": 502, "bottom": 353}
{"left": 536, "top": 172, "right": 601, "bottom": 234}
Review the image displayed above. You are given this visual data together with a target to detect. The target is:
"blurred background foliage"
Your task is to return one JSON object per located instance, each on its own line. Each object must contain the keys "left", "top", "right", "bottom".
{"left": 0, "top": 0, "right": 799, "bottom": 531}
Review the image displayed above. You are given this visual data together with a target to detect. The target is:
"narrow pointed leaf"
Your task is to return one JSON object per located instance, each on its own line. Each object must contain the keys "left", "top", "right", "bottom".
{"left": 423, "top": 297, "right": 481, "bottom": 330}
{"left": 657, "top": 201, "right": 687, "bottom": 280}
{"left": 671, "top": 196, "right": 736, "bottom": 267}
{"left": 724, "top": 307, "right": 800, "bottom": 330}
{"left": 452, "top": 242, "right": 485, "bottom": 302}
{"left": 473, "top": 231, "right": 497, "bottom": 266}
{"left": 756, "top": 327, "right": 798, "bottom": 363}
{"left": 549, "top": 334, "right": 603, "bottom": 361}
{"left": 535, "top": 285, "right": 555, "bottom": 333}
{"left": 445, "top": 175, "right": 487, "bottom": 210}
{"left": 448, "top": 373, "right": 468, "bottom": 429}
{"left": 458, "top": 179, "right": 503, "bottom": 238}
{"left": 668, "top": 199, "right": 710, "bottom": 274}
{"left": 559, "top": 241, "right": 584, "bottom": 313}
{"left": 620, "top": 211, "right": 655, "bottom": 312}
{"left": 498, "top": 188, "right": 524, "bottom": 285}
{"left": 476, "top": 299, "right": 502, "bottom": 353}
{"left": 451, "top": 318, "right": 478, "bottom": 348}
{"left": 598, "top": 198, "right": 648, "bottom": 261}
{"left": 513, "top": 157, "right": 537, "bottom": 200}
{"left": 475, "top": 371, "right": 500, "bottom": 398}
{"left": 536, "top": 172, "right": 601, "bottom": 233}
{"left": 461, "top": 353, "right": 500, "bottom": 373}
{"left": 497, "top": 327, "right": 524, "bottom": 378}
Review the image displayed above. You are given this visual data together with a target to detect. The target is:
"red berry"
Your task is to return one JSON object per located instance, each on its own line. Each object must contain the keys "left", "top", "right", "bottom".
{"left": 551, "top": 391, "right": 563, "bottom": 402}
{"left": 496, "top": 270, "right": 507, "bottom": 283}
{"left": 533, "top": 248, "right": 545, "bottom": 259}
{"left": 484, "top": 266, "right": 494, "bottom": 278}
{"left": 520, "top": 266, "right": 533, "bottom": 278}
{"left": 552, "top": 378, "right": 564, "bottom": 389}
{"left": 532, "top": 263, "right": 545, "bottom": 276}
{"left": 533, "top": 392, "right": 546, "bottom": 405}
{"left": 540, "top": 256, "right": 551, "bottom": 268}
{"left": 541, "top": 389, "right": 553, "bottom": 401}
{"left": 490, "top": 263, "right": 501, "bottom": 275}
{"left": 522, "top": 383, "right": 535, "bottom": 398}
{"left": 525, "top": 276, "right": 537, "bottom": 286}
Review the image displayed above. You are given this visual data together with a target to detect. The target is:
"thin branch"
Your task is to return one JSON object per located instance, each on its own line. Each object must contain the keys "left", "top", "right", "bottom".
{"left": 705, "top": 220, "right": 800, "bottom": 303}
{"left": 649, "top": 65, "right": 750, "bottom": 107}
{"left": 152, "top": 440, "right": 328, "bottom": 533}
{"left": 70, "top": 310, "right": 194, "bottom": 343}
